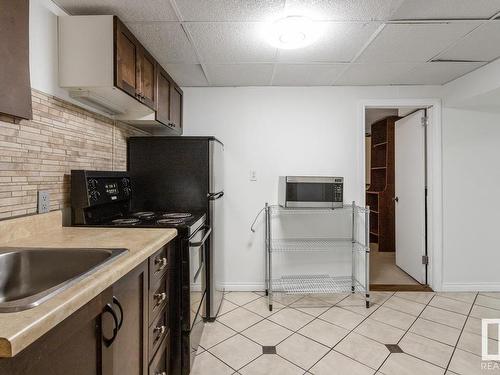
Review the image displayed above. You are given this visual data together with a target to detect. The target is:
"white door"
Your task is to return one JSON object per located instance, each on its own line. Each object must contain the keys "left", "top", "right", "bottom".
{"left": 395, "top": 109, "right": 427, "bottom": 283}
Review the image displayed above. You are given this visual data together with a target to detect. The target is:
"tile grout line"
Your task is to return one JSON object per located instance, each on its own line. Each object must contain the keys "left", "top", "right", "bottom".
{"left": 443, "top": 292, "right": 479, "bottom": 374}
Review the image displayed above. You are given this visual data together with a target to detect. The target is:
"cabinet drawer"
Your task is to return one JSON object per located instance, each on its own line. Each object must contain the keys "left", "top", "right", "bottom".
{"left": 149, "top": 273, "right": 168, "bottom": 321}
{"left": 149, "top": 331, "right": 170, "bottom": 375}
{"left": 149, "top": 306, "right": 169, "bottom": 361}
{"left": 149, "top": 243, "right": 174, "bottom": 287}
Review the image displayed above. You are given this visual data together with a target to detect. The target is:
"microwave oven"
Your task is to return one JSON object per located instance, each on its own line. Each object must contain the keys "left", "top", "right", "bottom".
{"left": 278, "top": 176, "right": 344, "bottom": 208}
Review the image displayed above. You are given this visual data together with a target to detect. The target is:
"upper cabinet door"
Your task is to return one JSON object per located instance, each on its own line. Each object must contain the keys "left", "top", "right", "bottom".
{"left": 114, "top": 18, "right": 139, "bottom": 98}
{"left": 170, "top": 84, "right": 183, "bottom": 133}
{"left": 0, "top": 0, "right": 32, "bottom": 119}
{"left": 156, "top": 67, "right": 171, "bottom": 127}
{"left": 138, "top": 49, "right": 156, "bottom": 110}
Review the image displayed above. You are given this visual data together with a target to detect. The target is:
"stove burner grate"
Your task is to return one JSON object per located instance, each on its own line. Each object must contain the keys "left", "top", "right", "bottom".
{"left": 161, "top": 212, "right": 192, "bottom": 219}
{"left": 132, "top": 211, "right": 156, "bottom": 219}
{"left": 157, "top": 218, "right": 185, "bottom": 225}
{"left": 112, "top": 218, "right": 140, "bottom": 225}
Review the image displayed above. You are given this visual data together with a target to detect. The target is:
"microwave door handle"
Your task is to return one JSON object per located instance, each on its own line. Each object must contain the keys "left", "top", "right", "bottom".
{"left": 189, "top": 226, "right": 212, "bottom": 247}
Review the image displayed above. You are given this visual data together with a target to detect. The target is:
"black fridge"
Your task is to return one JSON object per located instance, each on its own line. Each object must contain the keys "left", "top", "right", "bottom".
{"left": 127, "top": 136, "right": 225, "bottom": 321}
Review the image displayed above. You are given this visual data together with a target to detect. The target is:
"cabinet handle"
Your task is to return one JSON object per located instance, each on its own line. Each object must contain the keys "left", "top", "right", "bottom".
{"left": 102, "top": 303, "right": 119, "bottom": 347}
{"left": 154, "top": 325, "right": 167, "bottom": 337}
{"left": 112, "top": 296, "right": 124, "bottom": 331}
{"left": 155, "top": 256, "right": 167, "bottom": 271}
{"left": 154, "top": 292, "right": 167, "bottom": 305}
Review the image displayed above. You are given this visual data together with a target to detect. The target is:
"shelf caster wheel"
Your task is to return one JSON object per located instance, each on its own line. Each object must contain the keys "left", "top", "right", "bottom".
{"left": 269, "top": 304, "right": 273, "bottom": 312}
{"left": 265, "top": 289, "right": 269, "bottom": 296}
{"left": 351, "top": 286, "right": 355, "bottom": 294}
{"left": 365, "top": 301, "right": 370, "bottom": 308}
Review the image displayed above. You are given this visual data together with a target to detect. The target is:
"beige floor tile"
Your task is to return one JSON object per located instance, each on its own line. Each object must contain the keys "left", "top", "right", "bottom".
{"left": 457, "top": 331, "right": 499, "bottom": 357}
{"left": 271, "top": 294, "right": 305, "bottom": 306}
{"left": 480, "top": 292, "right": 500, "bottom": 300}
{"left": 370, "top": 306, "right": 417, "bottom": 330}
{"left": 399, "top": 332, "right": 454, "bottom": 368}
{"left": 191, "top": 351, "right": 235, "bottom": 375}
{"left": 315, "top": 293, "right": 350, "bottom": 305}
{"left": 209, "top": 334, "right": 262, "bottom": 370}
{"left": 335, "top": 332, "right": 390, "bottom": 370}
{"left": 200, "top": 321, "right": 237, "bottom": 349}
{"left": 224, "top": 292, "right": 262, "bottom": 306}
{"left": 243, "top": 297, "right": 284, "bottom": 318}
{"left": 395, "top": 291, "right": 435, "bottom": 305}
{"left": 421, "top": 305, "right": 467, "bottom": 329}
{"left": 294, "top": 306, "right": 330, "bottom": 317}
{"left": 218, "top": 307, "right": 263, "bottom": 332}
{"left": 241, "top": 319, "right": 293, "bottom": 346}
{"left": 310, "top": 350, "right": 375, "bottom": 375}
{"left": 410, "top": 318, "right": 461, "bottom": 346}
{"left": 268, "top": 308, "right": 315, "bottom": 331}
{"left": 476, "top": 295, "right": 500, "bottom": 311}
{"left": 429, "top": 296, "right": 472, "bottom": 315}
{"left": 277, "top": 333, "right": 330, "bottom": 369}
{"left": 290, "top": 296, "right": 331, "bottom": 316}
{"left": 219, "top": 299, "right": 240, "bottom": 316}
{"left": 354, "top": 318, "right": 405, "bottom": 344}
{"left": 298, "top": 319, "right": 349, "bottom": 347}
{"left": 437, "top": 292, "right": 477, "bottom": 304}
{"left": 448, "top": 348, "right": 500, "bottom": 375}
{"left": 379, "top": 353, "right": 445, "bottom": 375}
{"left": 239, "top": 354, "right": 303, "bottom": 375}
{"left": 341, "top": 303, "right": 381, "bottom": 317}
{"left": 464, "top": 316, "right": 499, "bottom": 340}
{"left": 337, "top": 294, "right": 381, "bottom": 316}
{"left": 383, "top": 296, "right": 426, "bottom": 316}
{"left": 470, "top": 305, "right": 500, "bottom": 319}
{"left": 319, "top": 306, "right": 365, "bottom": 330}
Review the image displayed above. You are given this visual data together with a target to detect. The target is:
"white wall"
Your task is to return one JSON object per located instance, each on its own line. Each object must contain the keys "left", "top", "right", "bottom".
{"left": 183, "top": 86, "right": 441, "bottom": 289}
{"left": 441, "top": 108, "right": 500, "bottom": 290}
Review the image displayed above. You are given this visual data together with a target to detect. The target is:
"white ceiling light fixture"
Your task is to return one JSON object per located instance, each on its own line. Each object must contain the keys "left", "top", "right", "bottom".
{"left": 265, "top": 16, "right": 323, "bottom": 50}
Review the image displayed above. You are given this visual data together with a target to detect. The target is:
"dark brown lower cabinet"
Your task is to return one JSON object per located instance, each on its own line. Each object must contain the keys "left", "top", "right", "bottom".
{"left": 0, "top": 243, "right": 179, "bottom": 375}
{"left": 0, "top": 288, "right": 114, "bottom": 375}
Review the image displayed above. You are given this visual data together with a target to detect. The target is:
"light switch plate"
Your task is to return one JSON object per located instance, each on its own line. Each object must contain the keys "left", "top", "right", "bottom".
{"left": 37, "top": 191, "right": 50, "bottom": 213}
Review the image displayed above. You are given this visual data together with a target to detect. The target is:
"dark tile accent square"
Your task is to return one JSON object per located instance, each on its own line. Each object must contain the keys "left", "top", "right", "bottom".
{"left": 262, "top": 346, "right": 276, "bottom": 354}
{"left": 385, "top": 344, "right": 404, "bottom": 353}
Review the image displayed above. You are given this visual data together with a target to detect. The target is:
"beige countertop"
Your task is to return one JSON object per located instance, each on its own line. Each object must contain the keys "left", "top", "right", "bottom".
{"left": 0, "top": 211, "right": 177, "bottom": 358}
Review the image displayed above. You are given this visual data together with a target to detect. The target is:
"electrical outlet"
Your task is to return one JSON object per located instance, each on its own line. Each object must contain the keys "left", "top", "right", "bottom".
{"left": 37, "top": 191, "right": 50, "bottom": 214}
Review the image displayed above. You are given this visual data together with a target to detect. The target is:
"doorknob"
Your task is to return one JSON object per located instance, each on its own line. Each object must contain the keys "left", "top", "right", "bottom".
{"left": 393, "top": 196, "right": 399, "bottom": 202}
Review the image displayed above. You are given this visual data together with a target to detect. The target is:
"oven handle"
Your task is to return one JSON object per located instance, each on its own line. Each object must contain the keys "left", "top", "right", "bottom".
{"left": 189, "top": 226, "right": 212, "bottom": 247}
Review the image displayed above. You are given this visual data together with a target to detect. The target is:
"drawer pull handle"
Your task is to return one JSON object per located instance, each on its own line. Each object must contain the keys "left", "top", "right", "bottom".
{"left": 155, "top": 256, "right": 167, "bottom": 271}
{"left": 154, "top": 325, "right": 167, "bottom": 336}
{"left": 154, "top": 292, "right": 167, "bottom": 305}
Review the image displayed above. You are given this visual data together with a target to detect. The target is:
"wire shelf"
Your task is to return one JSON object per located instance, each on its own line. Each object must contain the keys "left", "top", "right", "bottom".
{"left": 270, "top": 238, "right": 368, "bottom": 252}
{"left": 273, "top": 275, "right": 364, "bottom": 294}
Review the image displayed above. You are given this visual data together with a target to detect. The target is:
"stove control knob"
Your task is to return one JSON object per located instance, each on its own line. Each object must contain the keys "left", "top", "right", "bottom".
{"left": 122, "top": 178, "right": 130, "bottom": 186}
{"left": 88, "top": 179, "right": 98, "bottom": 189}
{"left": 123, "top": 187, "right": 131, "bottom": 196}
{"left": 90, "top": 190, "right": 101, "bottom": 201}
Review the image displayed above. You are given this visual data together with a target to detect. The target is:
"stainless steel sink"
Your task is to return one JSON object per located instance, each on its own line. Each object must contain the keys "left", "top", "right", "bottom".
{"left": 0, "top": 247, "right": 127, "bottom": 313}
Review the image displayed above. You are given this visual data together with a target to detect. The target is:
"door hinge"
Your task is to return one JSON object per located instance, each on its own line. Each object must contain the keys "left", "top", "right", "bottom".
{"left": 421, "top": 116, "right": 428, "bottom": 126}
{"left": 422, "top": 255, "right": 429, "bottom": 265}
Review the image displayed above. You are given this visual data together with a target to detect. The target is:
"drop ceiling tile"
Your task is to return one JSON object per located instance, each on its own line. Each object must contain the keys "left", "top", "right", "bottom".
{"left": 205, "top": 64, "right": 274, "bottom": 86}
{"left": 186, "top": 22, "right": 277, "bottom": 63}
{"left": 272, "top": 64, "right": 347, "bottom": 85}
{"left": 174, "top": 0, "right": 285, "bottom": 21}
{"left": 335, "top": 63, "right": 418, "bottom": 85}
{"left": 277, "top": 22, "right": 380, "bottom": 63}
{"left": 438, "top": 22, "right": 500, "bottom": 62}
{"left": 397, "top": 61, "right": 486, "bottom": 84}
{"left": 165, "top": 64, "right": 209, "bottom": 86}
{"left": 392, "top": 0, "right": 500, "bottom": 20}
{"left": 284, "top": 0, "right": 405, "bottom": 21}
{"left": 126, "top": 22, "right": 198, "bottom": 64}
{"left": 356, "top": 23, "right": 479, "bottom": 63}
{"left": 55, "top": 0, "right": 178, "bottom": 21}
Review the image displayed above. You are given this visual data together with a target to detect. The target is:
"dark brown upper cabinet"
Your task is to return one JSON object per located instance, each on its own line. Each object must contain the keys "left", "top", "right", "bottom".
{"left": 0, "top": 0, "right": 32, "bottom": 120}
{"left": 170, "top": 84, "right": 183, "bottom": 133}
{"left": 155, "top": 66, "right": 183, "bottom": 135}
{"left": 114, "top": 17, "right": 156, "bottom": 111}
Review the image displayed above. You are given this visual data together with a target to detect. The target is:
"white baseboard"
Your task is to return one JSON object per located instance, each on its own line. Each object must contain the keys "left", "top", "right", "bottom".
{"left": 222, "top": 282, "right": 266, "bottom": 292}
{"left": 441, "top": 282, "right": 500, "bottom": 292}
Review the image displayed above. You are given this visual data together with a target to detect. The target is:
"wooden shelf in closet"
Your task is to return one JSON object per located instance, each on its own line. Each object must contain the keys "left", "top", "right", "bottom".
{"left": 366, "top": 116, "right": 398, "bottom": 252}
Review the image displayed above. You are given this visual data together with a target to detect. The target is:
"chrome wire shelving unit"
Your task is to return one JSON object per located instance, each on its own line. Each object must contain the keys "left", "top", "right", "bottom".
{"left": 263, "top": 202, "right": 370, "bottom": 311}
